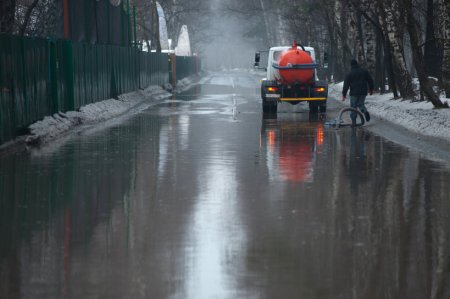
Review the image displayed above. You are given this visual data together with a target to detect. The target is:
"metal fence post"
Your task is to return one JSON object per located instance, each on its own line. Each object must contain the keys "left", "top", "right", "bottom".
{"left": 19, "top": 36, "right": 28, "bottom": 124}
{"left": 127, "top": 0, "right": 131, "bottom": 47}
{"left": 49, "top": 39, "right": 59, "bottom": 114}
{"left": 64, "top": 40, "right": 75, "bottom": 111}
{"left": 133, "top": 5, "right": 137, "bottom": 48}
{"left": 170, "top": 53, "right": 176, "bottom": 87}
{"left": 121, "top": 1, "right": 125, "bottom": 46}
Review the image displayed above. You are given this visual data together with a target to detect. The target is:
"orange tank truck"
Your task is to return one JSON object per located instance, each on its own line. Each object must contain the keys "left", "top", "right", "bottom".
{"left": 254, "top": 41, "right": 328, "bottom": 114}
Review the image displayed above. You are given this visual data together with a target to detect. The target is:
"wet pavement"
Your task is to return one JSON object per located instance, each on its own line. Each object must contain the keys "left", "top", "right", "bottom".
{"left": 1, "top": 71, "right": 450, "bottom": 298}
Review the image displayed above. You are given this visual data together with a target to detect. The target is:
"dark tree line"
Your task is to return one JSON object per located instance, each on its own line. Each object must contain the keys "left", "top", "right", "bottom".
{"left": 227, "top": 0, "right": 450, "bottom": 106}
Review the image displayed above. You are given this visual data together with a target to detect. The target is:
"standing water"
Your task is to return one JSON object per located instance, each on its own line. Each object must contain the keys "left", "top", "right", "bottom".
{"left": 0, "top": 71, "right": 449, "bottom": 299}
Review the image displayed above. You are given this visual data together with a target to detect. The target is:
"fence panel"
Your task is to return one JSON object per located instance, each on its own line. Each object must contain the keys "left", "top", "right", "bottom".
{"left": 139, "top": 51, "right": 169, "bottom": 88}
{"left": 0, "top": 35, "right": 15, "bottom": 144}
{"left": 73, "top": 42, "right": 110, "bottom": 108}
{"left": 0, "top": 35, "right": 52, "bottom": 144}
{"left": 0, "top": 33, "right": 199, "bottom": 145}
{"left": 176, "top": 56, "right": 199, "bottom": 81}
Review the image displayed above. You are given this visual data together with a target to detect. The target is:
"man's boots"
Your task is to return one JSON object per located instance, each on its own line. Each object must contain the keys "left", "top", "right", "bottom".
{"left": 365, "top": 111, "right": 370, "bottom": 122}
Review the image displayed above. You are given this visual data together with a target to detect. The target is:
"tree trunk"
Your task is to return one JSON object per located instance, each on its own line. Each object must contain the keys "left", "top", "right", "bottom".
{"left": 19, "top": 0, "right": 40, "bottom": 36}
{"left": 384, "top": 37, "right": 399, "bottom": 98}
{"left": 333, "top": 0, "right": 354, "bottom": 59}
{"left": 324, "top": 7, "right": 339, "bottom": 81}
{"left": 441, "top": 0, "right": 450, "bottom": 98}
{"left": 351, "top": 0, "right": 382, "bottom": 89}
{"left": 345, "top": 2, "right": 363, "bottom": 60}
{"left": 404, "top": 0, "right": 446, "bottom": 107}
{"left": 424, "top": 0, "right": 440, "bottom": 78}
{"left": 0, "top": 0, "right": 15, "bottom": 34}
{"left": 258, "top": 0, "right": 272, "bottom": 46}
{"left": 355, "top": 11, "right": 366, "bottom": 64}
{"left": 375, "top": 30, "right": 384, "bottom": 92}
{"left": 151, "top": 0, "right": 161, "bottom": 52}
{"left": 363, "top": 13, "right": 376, "bottom": 75}
{"left": 380, "top": 0, "right": 415, "bottom": 99}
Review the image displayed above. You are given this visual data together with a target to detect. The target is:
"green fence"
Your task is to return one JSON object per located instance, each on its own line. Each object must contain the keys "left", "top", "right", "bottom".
{"left": 0, "top": 34, "right": 177, "bottom": 145}
{"left": 175, "top": 55, "right": 200, "bottom": 81}
{"left": 0, "top": 34, "right": 52, "bottom": 143}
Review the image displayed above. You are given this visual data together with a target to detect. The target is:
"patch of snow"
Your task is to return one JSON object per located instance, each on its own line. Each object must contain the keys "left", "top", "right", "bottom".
{"left": 328, "top": 82, "right": 450, "bottom": 141}
{"left": 25, "top": 85, "right": 172, "bottom": 145}
{"left": 174, "top": 73, "right": 204, "bottom": 93}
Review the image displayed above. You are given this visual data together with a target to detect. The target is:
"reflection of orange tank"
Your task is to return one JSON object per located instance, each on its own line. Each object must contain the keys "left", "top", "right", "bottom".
{"left": 262, "top": 121, "right": 323, "bottom": 183}
{"left": 278, "top": 46, "right": 315, "bottom": 85}
{"left": 279, "top": 141, "right": 313, "bottom": 182}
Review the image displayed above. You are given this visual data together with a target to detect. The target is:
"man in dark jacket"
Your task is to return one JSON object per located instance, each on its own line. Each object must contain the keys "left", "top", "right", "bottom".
{"left": 342, "top": 59, "right": 374, "bottom": 126}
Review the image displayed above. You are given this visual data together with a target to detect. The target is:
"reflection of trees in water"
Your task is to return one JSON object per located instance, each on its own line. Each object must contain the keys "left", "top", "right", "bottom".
{"left": 243, "top": 127, "right": 450, "bottom": 298}
{"left": 0, "top": 114, "right": 166, "bottom": 298}
{"left": 336, "top": 132, "right": 450, "bottom": 298}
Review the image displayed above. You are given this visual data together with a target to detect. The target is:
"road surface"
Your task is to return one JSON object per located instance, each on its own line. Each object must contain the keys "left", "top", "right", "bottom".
{"left": 1, "top": 70, "right": 449, "bottom": 299}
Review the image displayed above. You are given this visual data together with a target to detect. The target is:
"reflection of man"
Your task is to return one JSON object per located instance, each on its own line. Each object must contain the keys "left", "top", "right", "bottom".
{"left": 342, "top": 59, "right": 374, "bottom": 127}
{"left": 347, "top": 129, "right": 368, "bottom": 193}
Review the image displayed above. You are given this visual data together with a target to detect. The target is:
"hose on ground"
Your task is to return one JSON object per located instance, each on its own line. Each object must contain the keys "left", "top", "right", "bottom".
{"left": 325, "top": 107, "right": 365, "bottom": 128}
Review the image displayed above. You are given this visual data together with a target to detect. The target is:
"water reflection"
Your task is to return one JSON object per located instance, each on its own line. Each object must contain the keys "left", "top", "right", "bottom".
{"left": 344, "top": 129, "right": 373, "bottom": 193}
{"left": 185, "top": 160, "right": 244, "bottom": 298}
{"left": 0, "top": 122, "right": 146, "bottom": 298}
{"left": 260, "top": 114, "right": 324, "bottom": 183}
{"left": 257, "top": 116, "right": 450, "bottom": 298}
{"left": 1, "top": 74, "right": 450, "bottom": 298}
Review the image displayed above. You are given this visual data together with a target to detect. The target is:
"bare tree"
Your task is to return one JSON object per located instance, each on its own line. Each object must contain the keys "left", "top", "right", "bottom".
{"left": 160, "top": 0, "right": 212, "bottom": 53}
{"left": 224, "top": 0, "right": 448, "bottom": 105}
{"left": 362, "top": 9, "right": 376, "bottom": 75}
{"left": 150, "top": 0, "right": 161, "bottom": 52}
{"left": 440, "top": 0, "right": 450, "bottom": 98}
{"left": 423, "top": 0, "right": 440, "bottom": 79}
{"left": 404, "top": 0, "right": 445, "bottom": 106}
{"left": 19, "top": 0, "right": 39, "bottom": 36}
{"left": 380, "top": 0, "right": 416, "bottom": 99}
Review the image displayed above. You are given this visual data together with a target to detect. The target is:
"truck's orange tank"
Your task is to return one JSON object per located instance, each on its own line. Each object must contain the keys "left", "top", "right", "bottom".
{"left": 278, "top": 47, "right": 314, "bottom": 85}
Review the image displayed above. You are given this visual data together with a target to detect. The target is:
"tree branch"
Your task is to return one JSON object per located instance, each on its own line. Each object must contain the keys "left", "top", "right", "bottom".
{"left": 19, "top": 0, "right": 39, "bottom": 36}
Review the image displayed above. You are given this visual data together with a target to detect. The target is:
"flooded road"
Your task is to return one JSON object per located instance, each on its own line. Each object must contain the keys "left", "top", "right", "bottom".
{"left": 1, "top": 71, "right": 450, "bottom": 298}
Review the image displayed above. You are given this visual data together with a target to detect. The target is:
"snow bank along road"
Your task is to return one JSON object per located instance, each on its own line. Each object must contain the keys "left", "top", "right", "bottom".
{"left": 328, "top": 82, "right": 450, "bottom": 142}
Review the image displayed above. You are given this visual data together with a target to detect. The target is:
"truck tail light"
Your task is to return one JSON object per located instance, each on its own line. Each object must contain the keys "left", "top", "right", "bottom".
{"left": 267, "top": 87, "right": 279, "bottom": 92}
{"left": 314, "top": 87, "right": 326, "bottom": 93}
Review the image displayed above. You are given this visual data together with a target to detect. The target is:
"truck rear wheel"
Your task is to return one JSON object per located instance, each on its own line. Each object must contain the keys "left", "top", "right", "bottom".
{"left": 319, "top": 102, "right": 327, "bottom": 113}
{"left": 262, "top": 101, "right": 277, "bottom": 114}
{"left": 309, "top": 101, "right": 319, "bottom": 113}
{"left": 309, "top": 101, "right": 327, "bottom": 113}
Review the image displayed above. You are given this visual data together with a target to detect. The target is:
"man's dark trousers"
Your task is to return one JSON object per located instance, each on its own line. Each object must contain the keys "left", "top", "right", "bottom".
{"left": 350, "top": 95, "right": 367, "bottom": 123}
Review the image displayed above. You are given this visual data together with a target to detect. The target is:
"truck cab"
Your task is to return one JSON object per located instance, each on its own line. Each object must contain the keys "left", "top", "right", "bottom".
{"left": 255, "top": 45, "right": 328, "bottom": 114}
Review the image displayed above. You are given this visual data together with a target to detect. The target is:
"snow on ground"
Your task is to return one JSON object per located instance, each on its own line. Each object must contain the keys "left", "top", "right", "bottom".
{"left": 328, "top": 82, "right": 450, "bottom": 141}
{"left": 21, "top": 74, "right": 206, "bottom": 146}
{"left": 25, "top": 85, "right": 172, "bottom": 146}
{"left": 7, "top": 73, "right": 215, "bottom": 149}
